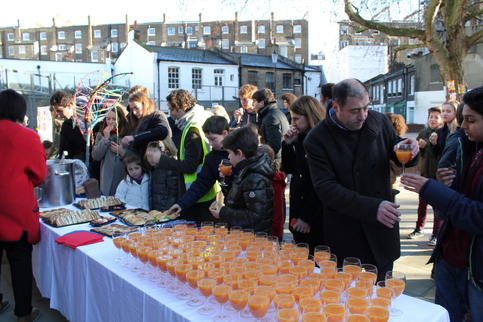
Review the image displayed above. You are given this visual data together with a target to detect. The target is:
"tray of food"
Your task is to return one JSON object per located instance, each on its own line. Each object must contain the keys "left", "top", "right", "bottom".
{"left": 89, "top": 215, "right": 117, "bottom": 227}
{"left": 111, "top": 209, "right": 180, "bottom": 226}
{"left": 41, "top": 208, "right": 101, "bottom": 227}
{"left": 90, "top": 224, "right": 139, "bottom": 237}
{"left": 74, "top": 196, "right": 124, "bottom": 210}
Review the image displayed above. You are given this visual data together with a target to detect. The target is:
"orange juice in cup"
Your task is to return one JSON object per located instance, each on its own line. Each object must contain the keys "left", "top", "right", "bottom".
{"left": 277, "top": 308, "right": 300, "bottom": 322}
{"left": 323, "top": 303, "right": 345, "bottom": 322}
{"left": 277, "top": 274, "right": 298, "bottom": 284}
{"left": 254, "top": 285, "right": 275, "bottom": 302}
{"left": 346, "top": 287, "right": 368, "bottom": 299}
{"left": 223, "top": 273, "right": 241, "bottom": 290}
{"left": 302, "top": 312, "right": 327, "bottom": 322}
{"left": 289, "top": 266, "right": 308, "bottom": 280}
{"left": 299, "top": 297, "right": 322, "bottom": 313}
{"left": 355, "top": 280, "right": 374, "bottom": 297}
{"left": 275, "top": 282, "right": 295, "bottom": 295}
{"left": 347, "top": 314, "right": 370, "bottom": 322}
{"left": 274, "top": 294, "right": 296, "bottom": 309}
{"left": 371, "top": 297, "right": 391, "bottom": 309}
{"left": 207, "top": 268, "right": 226, "bottom": 285}
{"left": 248, "top": 294, "right": 270, "bottom": 319}
{"left": 259, "top": 274, "right": 276, "bottom": 287}
{"left": 375, "top": 287, "right": 394, "bottom": 301}
{"left": 343, "top": 265, "right": 362, "bottom": 280}
{"left": 260, "top": 264, "right": 278, "bottom": 275}
{"left": 293, "top": 286, "right": 314, "bottom": 303}
{"left": 366, "top": 306, "right": 389, "bottom": 322}
{"left": 147, "top": 250, "right": 158, "bottom": 267}
{"left": 238, "top": 278, "right": 257, "bottom": 292}
{"left": 278, "top": 260, "right": 293, "bottom": 275}
{"left": 197, "top": 278, "right": 215, "bottom": 297}
{"left": 186, "top": 270, "right": 205, "bottom": 289}
{"left": 229, "top": 289, "right": 249, "bottom": 311}
{"left": 319, "top": 290, "right": 341, "bottom": 305}
{"left": 155, "top": 254, "right": 171, "bottom": 272}
{"left": 346, "top": 297, "right": 369, "bottom": 315}
{"left": 359, "top": 271, "right": 377, "bottom": 284}
{"left": 385, "top": 278, "right": 405, "bottom": 297}
{"left": 213, "top": 284, "right": 231, "bottom": 304}
{"left": 323, "top": 279, "right": 344, "bottom": 293}
{"left": 113, "top": 236, "right": 126, "bottom": 249}
{"left": 175, "top": 263, "right": 190, "bottom": 283}
{"left": 298, "top": 259, "right": 315, "bottom": 274}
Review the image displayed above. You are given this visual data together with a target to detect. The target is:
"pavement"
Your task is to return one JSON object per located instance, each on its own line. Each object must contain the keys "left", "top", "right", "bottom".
{"left": 1, "top": 169, "right": 438, "bottom": 321}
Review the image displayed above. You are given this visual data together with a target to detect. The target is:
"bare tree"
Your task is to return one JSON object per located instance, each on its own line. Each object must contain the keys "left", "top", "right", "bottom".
{"left": 344, "top": 0, "right": 483, "bottom": 99}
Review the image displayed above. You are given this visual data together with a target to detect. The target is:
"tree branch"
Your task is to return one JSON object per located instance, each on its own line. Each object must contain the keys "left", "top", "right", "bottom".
{"left": 392, "top": 44, "right": 428, "bottom": 61}
{"left": 467, "top": 27, "right": 483, "bottom": 48}
{"left": 464, "top": 9, "right": 483, "bottom": 23}
{"left": 343, "top": 0, "right": 425, "bottom": 39}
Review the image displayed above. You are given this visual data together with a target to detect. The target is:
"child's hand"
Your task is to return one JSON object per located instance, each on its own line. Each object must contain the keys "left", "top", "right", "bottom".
{"left": 209, "top": 207, "right": 221, "bottom": 219}
{"left": 418, "top": 139, "right": 426, "bottom": 149}
{"left": 429, "top": 132, "right": 438, "bottom": 145}
{"left": 110, "top": 142, "right": 124, "bottom": 156}
{"left": 168, "top": 204, "right": 182, "bottom": 216}
{"left": 103, "top": 125, "right": 114, "bottom": 138}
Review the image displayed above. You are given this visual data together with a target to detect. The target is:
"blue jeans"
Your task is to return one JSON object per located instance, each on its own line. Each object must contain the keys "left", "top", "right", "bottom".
{"left": 434, "top": 257, "right": 483, "bottom": 321}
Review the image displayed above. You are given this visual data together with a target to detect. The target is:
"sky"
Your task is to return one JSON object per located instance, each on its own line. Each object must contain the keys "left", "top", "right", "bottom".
{"left": 2, "top": 0, "right": 420, "bottom": 57}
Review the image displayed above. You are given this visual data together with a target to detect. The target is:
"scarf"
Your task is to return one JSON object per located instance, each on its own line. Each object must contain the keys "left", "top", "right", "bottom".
{"left": 175, "top": 108, "right": 196, "bottom": 131}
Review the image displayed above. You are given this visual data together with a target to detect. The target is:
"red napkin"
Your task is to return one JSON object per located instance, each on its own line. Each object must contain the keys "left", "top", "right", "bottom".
{"left": 55, "top": 232, "right": 104, "bottom": 249}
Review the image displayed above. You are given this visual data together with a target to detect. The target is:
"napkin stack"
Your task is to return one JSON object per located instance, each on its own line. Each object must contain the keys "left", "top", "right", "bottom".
{"left": 55, "top": 231, "right": 104, "bottom": 249}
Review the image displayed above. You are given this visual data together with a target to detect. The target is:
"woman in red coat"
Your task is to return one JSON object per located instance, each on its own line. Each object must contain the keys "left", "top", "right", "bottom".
{"left": 0, "top": 89, "right": 47, "bottom": 321}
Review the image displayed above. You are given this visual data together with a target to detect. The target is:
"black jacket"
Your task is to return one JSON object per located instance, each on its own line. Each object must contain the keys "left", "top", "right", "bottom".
{"left": 130, "top": 111, "right": 170, "bottom": 157}
{"left": 431, "top": 123, "right": 450, "bottom": 159}
{"left": 150, "top": 166, "right": 178, "bottom": 211}
{"left": 258, "top": 102, "right": 290, "bottom": 163}
{"left": 178, "top": 149, "right": 228, "bottom": 211}
{"left": 229, "top": 111, "right": 260, "bottom": 128}
{"left": 220, "top": 153, "right": 275, "bottom": 234}
{"left": 59, "top": 117, "right": 86, "bottom": 161}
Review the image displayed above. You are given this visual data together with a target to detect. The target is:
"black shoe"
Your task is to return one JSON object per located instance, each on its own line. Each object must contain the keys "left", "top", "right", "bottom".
{"left": 17, "top": 308, "right": 40, "bottom": 322}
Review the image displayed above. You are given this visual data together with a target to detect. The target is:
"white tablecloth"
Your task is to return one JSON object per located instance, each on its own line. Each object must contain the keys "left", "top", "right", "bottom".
{"left": 32, "top": 203, "right": 450, "bottom": 322}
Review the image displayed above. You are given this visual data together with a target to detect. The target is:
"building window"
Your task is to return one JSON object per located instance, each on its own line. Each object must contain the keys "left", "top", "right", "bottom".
{"left": 75, "top": 44, "right": 82, "bottom": 54}
{"left": 58, "top": 44, "right": 66, "bottom": 51}
{"left": 111, "top": 29, "right": 118, "bottom": 37}
{"left": 147, "top": 41, "right": 155, "bottom": 45}
{"left": 178, "top": 27, "right": 183, "bottom": 34}
{"left": 388, "top": 82, "right": 392, "bottom": 97}
{"left": 94, "top": 30, "right": 101, "bottom": 38}
{"left": 192, "top": 68, "right": 202, "bottom": 89}
{"left": 7, "top": 33, "right": 14, "bottom": 41}
{"left": 340, "top": 26, "right": 349, "bottom": 35}
{"left": 19, "top": 46, "right": 26, "bottom": 54}
{"left": 22, "top": 33, "right": 30, "bottom": 41}
{"left": 148, "top": 28, "right": 155, "bottom": 36}
{"left": 58, "top": 31, "right": 65, "bottom": 39}
{"left": 55, "top": 53, "right": 62, "bottom": 61}
{"left": 397, "top": 78, "right": 403, "bottom": 96}
{"left": 409, "top": 76, "right": 415, "bottom": 95}
{"left": 168, "top": 27, "right": 175, "bottom": 35}
{"left": 189, "top": 40, "right": 197, "bottom": 48}
{"left": 295, "top": 38, "right": 302, "bottom": 49}
{"left": 340, "top": 41, "right": 348, "bottom": 50}
{"left": 248, "top": 71, "right": 258, "bottom": 86}
{"left": 222, "top": 26, "right": 229, "bottom": 34}
{"left": 214, "top": 69, "right": 224, "bottom": 86}
{"left": 40, "top": 32, "right": 47, "bottom": 40}
{"left": 203, "top": 26, "right": 211, "bottom": 35}
{"left": 241, "top": 46, "right": 247, "bottom": 53}
{"left": 283, "top": 73, "right": 292, "bottom": 89}
{"left": 294, "top": 25, "right": 302, "bottom": 33}
{"left": 168, "top": 67, "right": 179, "bottom": 89}
{"left": 258, "top": 26, "right": 265, "bottom": 34}
{"left": 372, "top": 30, "right": 380, "bottom": 35}
{"left": 266, "top": 72, "right": 274, "bottom": 91}
{"left": 222, "top": 39, "right": 229, "bottom": 50}
{"left": 120, "top": 43, "right": 126, "bottom": 50}
{"left": 75, "top": 30, "right": 82, "bottom": 39}
{"left": 41, "top": 45, "right": 48, "bottom": 55}
{"left": 294, "top": 54, "right": 302, "bottom": 63}
{"left": 112, "top": 42, "right": 118, "bottom": 52}
{"left": 8, "top": 46, "right": 14, "bottom": 55}
{"left": 240, "top": 26, "right": 248, "bottom": 34}
{"left": 258, "top": 39, "right": 265, "bottom": 49}
{"left": 276, "top": 25, "right": 284, "bottom": 33}
{"left": 91, "top": 51, "right": 98, "bottom": 62}
{"left": 186, "top": 27, "right": 193, "bottom": 35}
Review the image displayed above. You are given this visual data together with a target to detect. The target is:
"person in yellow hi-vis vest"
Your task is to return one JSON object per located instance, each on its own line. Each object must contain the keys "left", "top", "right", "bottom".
{"left": 156, "top": 89, "right": 219, "bottom": 222}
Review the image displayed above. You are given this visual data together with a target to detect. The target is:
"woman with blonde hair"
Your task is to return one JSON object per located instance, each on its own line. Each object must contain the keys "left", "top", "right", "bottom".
{"left": 430, "top": 100, "right": 459, "bottom": 159}
{"left": 282, "top": 95, "right": 326, "bottom": 253}
{"left": 121, "top": 92, "right": 170, "bottom": 158}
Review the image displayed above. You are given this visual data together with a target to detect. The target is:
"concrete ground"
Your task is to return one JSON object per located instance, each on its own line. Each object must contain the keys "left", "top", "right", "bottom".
{"left": 1, "top": 171, "right": 437, "bottom": 321}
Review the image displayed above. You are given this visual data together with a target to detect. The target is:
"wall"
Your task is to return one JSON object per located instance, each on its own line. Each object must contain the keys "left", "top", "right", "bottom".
{"left": 414, "top": 90, "right": 445, "bottom": 124}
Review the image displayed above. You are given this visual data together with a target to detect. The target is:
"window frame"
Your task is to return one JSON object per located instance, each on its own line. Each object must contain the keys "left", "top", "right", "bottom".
{"left": 276, "top": 25, "right": 284, "bottom": 34}
{"left": 91, "top": 51, "right": 99, "bottom": 62}
{"left": 258, "top": 39, "right": 265, "bottom": 49}
{"left": 111, "top": 29, "right": 118, "bottom": 38}
{"left": 186, "top": 27, "right": 193, "bottom": 35}
{"left": 168, "top": 28, "right": 175, "bottom": 36}
{"left": 39, "top": 32, "right": 47, "bottom": 40}
{"left": 240, "top": 26, "right": 248, "bottom": 34}
{"left": 7, "top": 33, "right": 14, "bottom": 41}
{"left": 247, "top": 71, "right": 258, "bottom": 87}
{"left": 74, "top": 30, "right": 82, "bottom": 39}
{"left": 192, "top": 68, "right": 203, "bottom": 90}
{"left": 203, "top": 26, "right": 211, "bottom": 35}
{"left": 222, "top": 39, "right": 229, "bottom": 50}
{"left": 19, "top": 46, "right": 26, "bottom": 54}
{"left": 22, "top": 33, "right": 30, "bottom": 41}
{"left": 58, "top": 31, "right": 65, "bottom": 40}
{"left": 168, "top": 66, "right": 180, "bottom": 89}
{"left": 283, "top": 73, "right": 292, "bottom": 90}
{"left": 214, "top": 69, "right": 224, "bottom": 86}
{"left": 148, "top": 28, "right": 156, "bottom": 36}
{"left": 75, "top": 44, "right": 82, "bottom": 54}
{"left": 294, "top": 25, "right": 302, "bottom": 34}
{"left": 94, "top": 30, "right": 101, "bottom": 38}
{"left": 222, "top": 26, "right": 229, "bottom": 34}
{"left": 258, "top": 26, "right": 265, "bottom": 34}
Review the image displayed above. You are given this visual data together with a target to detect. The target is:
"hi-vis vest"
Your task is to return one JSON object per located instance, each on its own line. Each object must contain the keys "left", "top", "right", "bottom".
{"left": 179, "top": 120, "right": 220, "bottom": 203}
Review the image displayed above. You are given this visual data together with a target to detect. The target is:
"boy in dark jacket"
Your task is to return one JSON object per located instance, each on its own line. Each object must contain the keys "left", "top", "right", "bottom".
{"left": 210, "top": 126, "right": 275, "bottom": 234}
{"left": 168, "top": 116, "right": 229, "bottom": 215}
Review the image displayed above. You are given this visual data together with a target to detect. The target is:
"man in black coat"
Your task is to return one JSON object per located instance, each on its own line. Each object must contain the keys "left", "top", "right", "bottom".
{"left": 304, "top": 79, "right": 420, "bottom": 281}
{"left": 252, "top": 88, "right": 290, "bottom": 164}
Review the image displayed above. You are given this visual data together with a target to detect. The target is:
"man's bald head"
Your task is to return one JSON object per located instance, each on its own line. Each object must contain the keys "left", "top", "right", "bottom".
{"left": 333, "top": 79, "right": 369, "bottom": 109}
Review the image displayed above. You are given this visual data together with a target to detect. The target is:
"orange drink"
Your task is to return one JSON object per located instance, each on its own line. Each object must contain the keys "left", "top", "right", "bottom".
{"left": 259, "top": 274, "right": 277, "bottom": 287}
{"left": 137, "top": 247, "right": 150, "bottom": 264}
{"left": 200, "top": 226, "right": 214, "bottom": 235}
{"left": 319, "top": 260, "right": 337, "bottom": 271}
{"left": 277, "top": 308, "right": 300, "bottom": 322}
{"left": 227, "top": 245, "right": 242, "bottom": 257}
{"left": 166, "top": 259, "right": 177, "bottom": 277}
{"left": 323, "top": 303, "right": 345, "bottom": 322}
{"left": 275, "top": 282, "right": 295, "bottom": 295}
{"left": 196, "top": 230, "right": 209, "bottom": 241}
{"left": 258, "top": 257, "right": 276, "bottom": 265}
{"left": 302, "top": 312, "right": 327, "bottom": 322}
{"left": 220, "top": 165, "right": 232, "bottom": 176}
{"left": 197, "top": 278, "right": 215, "bottom": 297}
{"left": 213, "top": 284, "right": 231, "bottom": 304}
{"left": 248, "top": 294, "right": 270, "bottom": 319}
{"left": 207, "top": 268, "right": 226, "bottom": 285}
{"left": 185, "top": 226, "right": 198, "bottom": 236}
{"left": 230, "top": 266, "right": 244, "bottom": 275}
{"left": 370, "top": 297, "right": 391, "bottom": 309}
{"left": 291, "top": 252, "right": 308, "bottom": 265}
{"left": 223, "top": 273, "right": 241, "bottom": 290}
{"left": 314, "top": 251, "right": 331, "bottom": 264}
{"left": 240, "top": 236, "right": 252, "bottom": 251}
{"left": 113, "top": 236, "right": 126, "bottom": 249}
{"left": 229, "top": 290, "right": 249, "bottom": 311}
{"left": 346, "top": 297, "right": 369, "bottom": 315}
{"left": 274, "top": 294, "right": 296, "bottom": 309}
{"left": 186, "top": 270, "right": 205, "bottom": 289}
{"left": 147, "top": 250, "right": 158, "bottom": 267}
{"left": 246, "top": 250, "right": 261, "bottom": 262}
{"left": 260, "top": 264, "right": 277, "bottom": 275}
{"left": 143, "top": 237, "right": 155, "bottom": 248}
{"left": 396, "top": 150, "right": 411, "bottom": 163}
{"left": 281, "top": 243, "right": 295, "bottom": 252}
{"left": 221, "top": 250, "right": 236, "bottom": 262}
{"left": 319, "top": 290, "right": 341, "bottom": 305}
{"left": 366, "top": 306, "right": 389, "bottom": 322}
{"left": 208, "top": 255, "right": 223, "bottom": 268}
{"left": 278, "top": 260, "right": 293, "bottom": 275}
{"left": 293, "top": 286, "right": 314, "bottom": 303}
{"left": 359, "top": 271, "right": 377, "bottom": 284}
{"left": 162, "top": 228, "right": 173, "bottom": 236}
{"left": 385, "top": 278, "right": 405, "bottom": 297}
{"left": 343, "top": 265, "right": 362, "bottom": 280}
{"left": 238, "top": 278, "right": 257, "bottom": 292}
{"left": 346, "top": 287, "right": 368, "bottom": 299}
{"left": 335, "top": 271, "right": 352, "bottom": 291}
{"left": 192, "top": 240, "right": 207, "bottom": 249}
{"left": 323, "top": 279, "right": 344, "bottom": 293}
{"left": 300, "top": 279, "right": 320, "bottom": 294}
{"left": 215, "top": 227, "right": 228, "bottom": 239}
{"left": 277, "top": 274, "right": 298, "bottom": 284}
{"left": 129, "top": 242, "right": 139, "bottom": 257}
{"left": 254, "top": 285, "right": 275, "bottom": 302}
{"left": 347, "top": 315, "right": 370, "bottom": 322}
{"left": 244, "top": 270, "right": 261, "bottom": 281}
{"left": 175, "top": 263, "right": 190, "bottom": 283}
{"left": 155, "top": 254, "right": 172, "bottom": 272}
{"left": 298, "top": 259, "right": 316, "bottom": 274}
{"left": 188, "top": 256, "right": 205, "bottom": 270}
{"left": 128, "top": 232, "right": 142, "bottom": 241}
{"left": 289, "top": 266, "right": 308, "bottom": 280}
{"left": 196, "top": 262, "right": 215, "bottom": 277}
{"left": 121, "top": 239, "right": 133, "bottom": 254}
{"left": 355, "top": 280, "right": 373, "bottom": 297}
{"left": 299, "top": 297, "right": 322, "bottom": 313}
{"left": 375, "top": 287, "right": 394, "bottom": 301}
